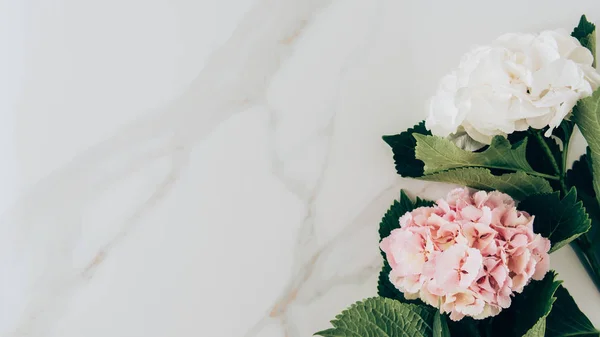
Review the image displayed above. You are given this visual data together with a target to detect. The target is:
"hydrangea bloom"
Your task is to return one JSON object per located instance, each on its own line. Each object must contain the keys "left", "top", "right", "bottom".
{"left": 426, "top": 29, "right": 600, "bottom": 150}
{"left": 380, "top": 188, "right": 550, "bottom": 321}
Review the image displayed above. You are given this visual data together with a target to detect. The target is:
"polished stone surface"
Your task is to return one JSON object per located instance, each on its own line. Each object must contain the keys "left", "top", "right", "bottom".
{"left": 1, "top": 1, "right": 599, "bottom": 336}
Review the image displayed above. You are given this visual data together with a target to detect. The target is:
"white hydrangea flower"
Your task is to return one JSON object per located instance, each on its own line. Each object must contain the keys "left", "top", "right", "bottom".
{"left": 426, "top": 29, "right": 600, "bottom": 148}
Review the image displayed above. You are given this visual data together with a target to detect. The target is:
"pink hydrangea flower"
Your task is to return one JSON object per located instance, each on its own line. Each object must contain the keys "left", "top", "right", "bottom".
{"left": 379, "top": 188, "right": 551, "bottom": 321}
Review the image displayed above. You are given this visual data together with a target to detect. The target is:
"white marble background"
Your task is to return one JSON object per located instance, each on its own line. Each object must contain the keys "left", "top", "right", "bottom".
{"left": 1, "top": 0, "right": 600, "bottom": 336}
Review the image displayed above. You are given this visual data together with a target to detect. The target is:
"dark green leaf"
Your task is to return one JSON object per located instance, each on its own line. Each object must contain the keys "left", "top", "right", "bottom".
{"left": 546, "top": 285, "right": 600, "bottom": 337}
{"left": 567, "top": 154, "right": 596, "bottom": 196}
{"left": 572, "top": 15, "right": 596, "bottom": 67}
{"left": 490, "top": 271, "right": 561, "bottom": 337}
{"left": 507, "top": 130, "right": 562, "bottom": 180}
{"left": 378, "top": 191, "right": 434, "bottom": 302}
{"left": 378, "top": 191, "right": 415, "bottom": 242}
{"left": 377, "top": 261, "right": 420, "bottom": 304}
{"left": 447, "top": 318, "right": 482, "bottom": 337}
{"left": 378, "top": 261, "right": 403, "bottom": 300}
{"left": 565, "top": 153, "right": 600, "bottom": 291}
{"left": 414, "top": 134, "right": 536, "bottom": 175}
{"left": 419, "top": 168, "right": 553, "bottom": 200}
{"left": 573, "top": 93, "right": 600, "bottom": 289}
{"left": 415, "top": 197, "right": 436, "bottom": 208}
{"left": 383, "top": 121, "right": 430, "bottom": 177}
{"left": 567, "top": 154, "right": 600, "bottom": 244}
{"left": 556, "top": 120, "right": 575, "bottom": 147}
{"left": 519, "top": 188, "right": 592, "bottom": 252}
{"left": 314, "top": 297, "right": 435, "bottom": 337}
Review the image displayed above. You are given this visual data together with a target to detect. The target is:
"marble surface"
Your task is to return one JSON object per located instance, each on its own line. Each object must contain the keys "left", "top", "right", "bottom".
{"left": 2, "top": 0, "right": 600, "bottom": 336}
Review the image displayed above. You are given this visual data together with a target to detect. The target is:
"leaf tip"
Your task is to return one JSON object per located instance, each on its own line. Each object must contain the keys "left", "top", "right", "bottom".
{"left": 381, "top": 134, "right": 394, "bottom": 146}
{"left": 573, "top": 14, "right": 596, "bottom": 38}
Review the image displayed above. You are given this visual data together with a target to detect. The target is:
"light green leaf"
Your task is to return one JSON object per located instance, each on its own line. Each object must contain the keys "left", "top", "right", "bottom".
{"left": 414, "top": 134, "right": 536, "bottom": 175}
{"left": 433, "top": 311, "right": 451, "bottom": 337}
{"left": 490, "top": 271, "right": 561, "bottom": 337}
{"left": 572, "top": 15, "right": 596, "bottom": 67}
{"left": 573, "top": 88, "right": 600, "bottom": 209}
{"left": 546, "top": 285, "right": 600, "bottom": 337}
{"left": 315, "top": 297, "right": 435, "bottom": 337}
{"left": 446, "top": 128, "right": 486, "bottom": 151}
{"left": 419, "top": 167, "right": 553, "bottom": 200}
{"left": 523, "top": 320, "right": 547, "bottom": 337}
{"left": 519, "top": 188, "right": 592, "bottom": 253}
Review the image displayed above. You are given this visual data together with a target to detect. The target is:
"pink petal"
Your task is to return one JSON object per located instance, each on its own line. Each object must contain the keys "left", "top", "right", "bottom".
{"left": 508, "top": 249, "right": 531, "bottom": 274}
{"left": 460, "top": 248, "right": 483, "bottom": 288}
{"left": 402, "top": 274, "right": 424, "bottom": 293}
{"left": 497, "top": 293, "right": 512, "bottom": 308}
{"left": 461, "top": 205, "right": 483, "bottom": 221}
{"left": 427, "top": 213, "right": 448, "bottom": 229}
{"left": 473, "top": 304, "right": 502, "bottom": 320}
{"left": 511, "top": 234, "right": 529, "bottom": 248}
{"left": 479, "top": 206, "right": 493, "bottom": 225}
{"left": 449, "top": 310, "right": 465, "bottom": 321}
{"left": 532, "top": 254, "right": 549, "bottom": 280}
{"left": 512, "top": 273, "right": 529, "bottom": 293}
{"left": 399, "top": 213, "right": 413, "bottom": 228}
{"left": 490, "top": 263, "right": 508, "bottom": 286}
{"left": 420, "top": 282, "right": 442, "bottom": 307}
{"left": 473, "top": 190, "right": 489, "bottom": 208}
{"left": 435, "top": 246, "right": 464, "bottom": 291}
{"left": 437, "top": 198, "right": 452, "bottom": 213}
{"left": 480, "top": 239, "right": 499, "bottom": 256}
{"left": 486, "top": 191, "right": 515, "bottom": 209}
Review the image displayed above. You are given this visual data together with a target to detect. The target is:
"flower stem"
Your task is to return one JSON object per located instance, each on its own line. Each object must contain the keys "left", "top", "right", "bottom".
{"left": 532, "top": 129, "right": 600, "bottom": 291}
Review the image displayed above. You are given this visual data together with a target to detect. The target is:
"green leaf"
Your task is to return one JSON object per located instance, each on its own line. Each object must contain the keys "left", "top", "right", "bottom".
{"left": 523, "top": 320, "right": 547, "bottom": 337}
{"left": 377, "top": 261, "right": 421, "bottom": 304}
{"left": 447, "top": 318, "right": 482, "bottom": 337}
{"left": 572, "top": 15, "right": 596, "bottom": 67}
{"left": 567, "top": 154, "right": 596, "bottom": 197}
{"left": 378, "top": 261, "right": 406, "bottom": 301}
{"left": 546, "top": 285, "right": 600, "bottom": 337}
{"left": 415, "top": 197, "right": 435, "bottom": 208}
{"left": 414, "top": 134, "right": 537, "bottom": 175}
{"left": 519, "top": 188, "right": 592, "bottom": 253}
{"left": 378, "top": 191, "right": 415, "bottom": 242}
{"left": 556, "top": 120, "right": 575, "bottom": 147}
{"left": 383, "top": 121, "right": 431, "bottom": 177}
{"left": 572, "top": 88, "right": 600, "bottom": 209}
{"left": 378, "top": 191, "right": 434, "bottom": 302}
{"left": 567, "top": 154, "right": 600, "bottom": 245}
{"left": 433, "top": 311, "right": 451, "bottom": 337}
{"left": 507, "top": 130, "right": 562, "bottom": 181}
{"left": 565, "top": 153, "right": 600, "bottom": 291}
{"left": 419, "top": 168, "right": 553, "bottom": 200}
{"left": 314, "top": 297, "right": 435, "bottom": 337}
{"left": 490, "top": 271, "right": 561, "bottom": 337}
{"left": 377, "top": 191, "right": 414, "bottom": 302}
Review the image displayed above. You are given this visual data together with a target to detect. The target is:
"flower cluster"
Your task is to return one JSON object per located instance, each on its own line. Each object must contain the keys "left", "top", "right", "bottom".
{"left": 380, "top": 188, "right": 551, "bottom": 321}
{"left": 426, "top": 29, "right": 600, "bottom": 149}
